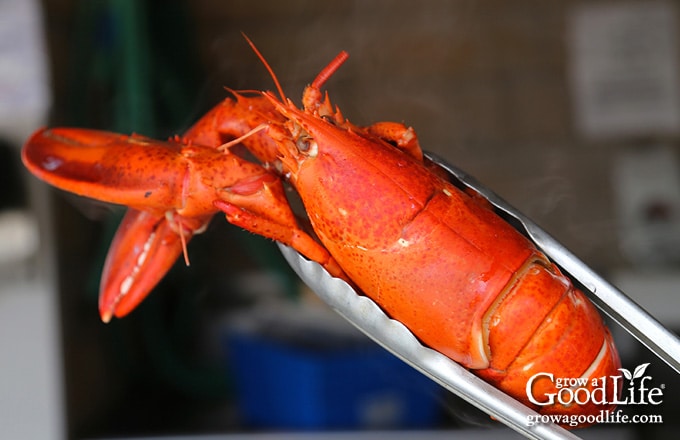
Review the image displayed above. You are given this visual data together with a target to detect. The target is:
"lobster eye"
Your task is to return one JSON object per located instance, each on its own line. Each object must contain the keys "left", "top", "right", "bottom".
{"left": 296, "top": 136, "right": 318, "bottom": 157}
{"left": 296, "top": 136, "right": 311, "bottom": 151}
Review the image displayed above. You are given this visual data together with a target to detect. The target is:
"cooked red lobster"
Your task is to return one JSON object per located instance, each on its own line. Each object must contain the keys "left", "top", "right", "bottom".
{"left": 22, "top": 39, "right": 620, "bottom": 425}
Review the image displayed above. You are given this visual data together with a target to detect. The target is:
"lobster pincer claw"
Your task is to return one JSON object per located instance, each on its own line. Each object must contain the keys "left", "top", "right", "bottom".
{"left": 277, "top": 152, "right": 680, "bottom": 440}
{"left": 99, "top": 208, "right": 212, "bottom": 322}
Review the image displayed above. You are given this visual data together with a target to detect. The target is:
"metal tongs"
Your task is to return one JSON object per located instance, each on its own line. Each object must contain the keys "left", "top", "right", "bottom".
{"left": 277, "top": 152, "right": 680, "bottom": 439}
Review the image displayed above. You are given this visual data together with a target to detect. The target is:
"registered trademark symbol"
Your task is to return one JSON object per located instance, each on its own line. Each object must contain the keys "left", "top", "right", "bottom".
{"left": 661, "top": 384, "right": 665, "bottom": 389}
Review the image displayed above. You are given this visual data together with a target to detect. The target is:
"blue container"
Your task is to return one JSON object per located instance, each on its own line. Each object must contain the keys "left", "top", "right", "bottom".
{"left": 226, "top": 328, "right": 441, "bottom": 430}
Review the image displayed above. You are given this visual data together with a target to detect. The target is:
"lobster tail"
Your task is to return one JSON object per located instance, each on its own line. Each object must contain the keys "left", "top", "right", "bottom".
{"left": 477, "top": 257, "right": 621, "bottom": 419}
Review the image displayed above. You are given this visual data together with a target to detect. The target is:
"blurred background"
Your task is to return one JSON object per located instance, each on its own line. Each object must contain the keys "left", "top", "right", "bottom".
{"left": 1, "top": 0, "right": 680, "bottom": 438}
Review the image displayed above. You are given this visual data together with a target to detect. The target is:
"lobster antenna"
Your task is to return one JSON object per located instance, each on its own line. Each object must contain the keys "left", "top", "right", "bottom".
{"left": 242, "top": 33, "right": 287, "bottom": 102}
{"left": 311, "top": 51, "right": 349, "bottom": 90}
{"left": 217, "top": 124, "right": 268, "bottom": 152}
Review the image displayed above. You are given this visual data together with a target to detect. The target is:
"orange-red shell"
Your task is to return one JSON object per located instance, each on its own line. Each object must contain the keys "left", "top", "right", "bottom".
{"left": 275, "top": 104, "right": 620, "bottom": 420}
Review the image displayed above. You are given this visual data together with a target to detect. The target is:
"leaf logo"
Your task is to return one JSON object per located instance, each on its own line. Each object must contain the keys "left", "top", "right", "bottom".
{"left": 618, "top": 363, "right": 650, "bottom": 385}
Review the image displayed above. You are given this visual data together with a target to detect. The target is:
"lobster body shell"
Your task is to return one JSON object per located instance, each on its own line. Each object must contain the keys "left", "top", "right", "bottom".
{"left": 271, "top": 103, "right": 620, "bottom": 416}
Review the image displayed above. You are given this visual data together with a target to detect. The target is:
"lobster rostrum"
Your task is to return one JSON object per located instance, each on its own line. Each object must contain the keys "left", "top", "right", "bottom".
{"left": 22, "top": 39, "right": 620, "bottom": 425}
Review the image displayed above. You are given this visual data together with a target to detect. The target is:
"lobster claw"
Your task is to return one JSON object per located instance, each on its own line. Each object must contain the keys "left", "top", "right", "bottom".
{"left": 99, "top": 208, "right": 211, "bottom": 322}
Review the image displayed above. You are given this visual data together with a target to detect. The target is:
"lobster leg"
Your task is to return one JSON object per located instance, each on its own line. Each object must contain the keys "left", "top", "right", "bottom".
{"left": 364, "top": 121, "right": 423, "bottom": 162}
{"left": 214, "top": 196, "right": 347, "bottom": 282}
